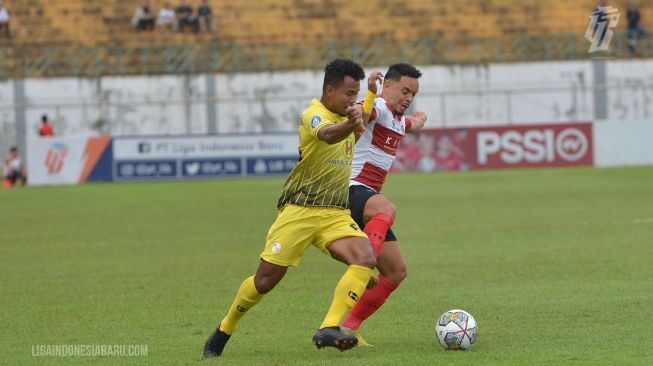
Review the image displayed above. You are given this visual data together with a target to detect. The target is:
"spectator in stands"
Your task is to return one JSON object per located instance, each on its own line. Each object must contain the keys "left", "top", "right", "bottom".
{"left": 176, "top": 0, "right": 199, "bottom": 33}
{"left": 3, "top": 146, "right": 26, "bottom": 188}
{"left": 0, "top": 1, "right": 10, "bottom": 38}
{"left": 39, "top": 114, "right": 54, "bottom": 137}
{"left": 197, "top": 0, "right": 214, "bottom": 33}
{"left": 627, "top": 4, "right": 645, "bottom": 56}
{"left": 132, "top": 0, "right": 156, "bottom": 31}
{"left": 157, "top": 3, "right": 177, "bottom": 33}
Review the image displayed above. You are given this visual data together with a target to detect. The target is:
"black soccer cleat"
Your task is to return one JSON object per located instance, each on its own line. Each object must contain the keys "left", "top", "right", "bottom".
{"left": 312, "top": 326, "right": 358, "bottom": 352}
{"left": 203, "top": 327, "right": 231, "bottom": 357}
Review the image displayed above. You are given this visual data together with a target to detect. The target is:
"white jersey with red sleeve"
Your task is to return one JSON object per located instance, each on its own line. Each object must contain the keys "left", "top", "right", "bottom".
{"left": 350, "top": 96, "right": 413, "bottom": 192}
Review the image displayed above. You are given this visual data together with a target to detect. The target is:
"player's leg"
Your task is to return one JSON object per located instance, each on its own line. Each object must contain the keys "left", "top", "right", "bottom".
{"left": 312, "top": 236, "right": 375, "bottom": 351}
{"left": 220, "top": 260, "right": 288, "bottom": 334}
{"left": 204, "top": 205, "right": 313, "bottom": 357}
{"left": 321, "top": 235, "right": 376, "bottom": 328}
{"left": 342, "top": 240, "right": 406, "bottom": 335}
{"left": 376, "top": 241, "right": 407, "bottom": 284}
{"left": 312, "top": 210, "right": 376, "bottom": 351}
{"left": 362, "top": 194, "right": 396, "bottom": 256}
{"left": 204, "top": 260, "right": 287, "bottom": 357}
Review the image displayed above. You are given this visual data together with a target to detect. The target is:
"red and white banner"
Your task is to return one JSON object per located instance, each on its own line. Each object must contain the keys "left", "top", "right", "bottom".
{"left": 391, "top": 122, "right": 593, "bottom": 172}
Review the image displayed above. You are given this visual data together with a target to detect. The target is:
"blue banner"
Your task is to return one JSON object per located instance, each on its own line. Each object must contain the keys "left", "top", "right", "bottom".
{"left": 246, "top": 156, "right": 297, "bottom": 175}
{"left": 115, "top": 160, "right": 177, "bottom": 180}
{"left": 181, "top": 158, "right": 242, "bottom": 177}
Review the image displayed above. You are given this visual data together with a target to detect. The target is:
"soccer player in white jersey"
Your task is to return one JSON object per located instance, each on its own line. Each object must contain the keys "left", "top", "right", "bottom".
{"left": 342, "top": 63, "right": 427, "bottom": 345}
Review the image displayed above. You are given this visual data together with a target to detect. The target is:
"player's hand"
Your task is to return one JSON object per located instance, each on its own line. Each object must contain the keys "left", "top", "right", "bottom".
{"left": 355, "top": 118, "right": 368, "bottom": 137}
{"left": 346, "top": 105, "right": 363, "bottom": 128}
{"left": 367, "top": 71, "right": 384, "bottom": 94}
{"left": 413, "top": 111, "right": 427, "bottom": 122}
{"left": 406, "top": 111, "right": 427, "bottom": 132}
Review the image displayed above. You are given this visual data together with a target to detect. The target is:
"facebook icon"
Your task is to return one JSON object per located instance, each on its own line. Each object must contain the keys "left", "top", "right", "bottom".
{"left": 138, "top": 142, "right": 151, "bottom": 154}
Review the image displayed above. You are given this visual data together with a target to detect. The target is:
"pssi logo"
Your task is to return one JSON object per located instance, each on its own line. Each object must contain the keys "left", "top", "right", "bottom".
{"left": 477, "top": 128, "right": 589, "bottom": 165}
{"left": 343, "top": 138, "right": 354, "bottom": 159}
{"left": 44, "top": 142, "right": 69, "bottom": 175}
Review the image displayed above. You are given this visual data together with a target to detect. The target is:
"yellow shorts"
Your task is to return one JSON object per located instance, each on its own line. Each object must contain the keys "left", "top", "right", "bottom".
{"left": 260, "top": 204, "right": 368, "bottom": 267}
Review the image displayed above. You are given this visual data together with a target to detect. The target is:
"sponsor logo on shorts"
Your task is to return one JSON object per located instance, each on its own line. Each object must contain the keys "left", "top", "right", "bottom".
{"left": 348, "top": 291, "right": 360, "bottom": 301}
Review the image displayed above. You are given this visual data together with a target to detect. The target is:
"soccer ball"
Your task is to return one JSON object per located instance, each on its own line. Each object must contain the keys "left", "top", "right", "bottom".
{"left": 435, "top": 309, "right": 477, "bottom": 350}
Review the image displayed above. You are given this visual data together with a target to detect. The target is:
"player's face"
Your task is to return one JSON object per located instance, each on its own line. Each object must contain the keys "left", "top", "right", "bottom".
{"left": 326, "top": 76, "right": 361, "bottom": 116}
{"left": 384, "top": 76, "right": 419, "bottom": 115}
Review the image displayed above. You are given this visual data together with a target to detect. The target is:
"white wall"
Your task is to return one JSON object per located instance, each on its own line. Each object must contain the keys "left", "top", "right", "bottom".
{"left": 0, "top": 81, "right": 15, "bottom": 154}
{"left": 0, "top": 59, "right": 651, "bottom": 148}
{"left": 606, "top": 61, "right": 653, "bottom": 121}
{"left": 594, "top": 120, "right": 653, "bottom": 167}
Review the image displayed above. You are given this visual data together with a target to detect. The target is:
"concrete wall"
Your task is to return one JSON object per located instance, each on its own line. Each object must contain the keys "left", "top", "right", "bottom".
{"left": 1, "top": 59, "right": 652, "bottom": 158}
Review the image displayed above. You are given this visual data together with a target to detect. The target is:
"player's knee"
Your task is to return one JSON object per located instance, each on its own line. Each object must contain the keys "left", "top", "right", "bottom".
{"left": 389, "top": 266, "right": 407, "bottom": 284}
{"left": 356, "top": 249, "right": 376, "bottom": 269}
{"left": 360, "top": 256, "right": 376, "bottom": 270}
{"left": 379, "top": 256, "right": 407, "bottom": 284}
{"left": 384, "top": 202, "right": 397, "bottom": 220}
{"left": 253, "top": 275, "right": 278, "bottom": 294}
{"left": 372, "top": 202, "right": 396, "bottom": 220}
{"left": 345, "top": 243, "right": 376, "bottom": 269}
{"left": 382, "top": 267, "right": 406, "bottom": 285}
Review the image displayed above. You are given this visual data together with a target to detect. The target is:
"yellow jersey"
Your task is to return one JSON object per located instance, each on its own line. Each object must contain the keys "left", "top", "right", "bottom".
{"left": 277, "top": 98, "right": 355, "bottom": 209}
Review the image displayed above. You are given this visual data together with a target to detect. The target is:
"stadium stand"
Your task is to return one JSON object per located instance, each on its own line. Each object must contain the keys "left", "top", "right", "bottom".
{"left": 1, "top": 0, "right": 650, "bottom": 76}
{"left": 4, "top": 0, "right": 651, "bottom": 46}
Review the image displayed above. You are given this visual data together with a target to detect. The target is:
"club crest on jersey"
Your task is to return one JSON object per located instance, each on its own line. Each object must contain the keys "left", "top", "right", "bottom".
{"left": 343, "top": 137, "right": 354, "bottom": 159}
{"left": 311, "top": 116, "right": 321, "bottom": 128}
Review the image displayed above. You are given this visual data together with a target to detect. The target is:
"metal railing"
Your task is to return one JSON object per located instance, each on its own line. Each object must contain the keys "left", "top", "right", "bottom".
{"left": 0, "top": 33, "right": 650, "bottom": 78}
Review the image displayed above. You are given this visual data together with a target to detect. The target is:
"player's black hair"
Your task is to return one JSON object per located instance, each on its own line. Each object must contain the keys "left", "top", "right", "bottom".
{"left": 10, "top": 146, "right": 17, "bottom": 152}
{"left": 322, "top": 58, "right": 365, "bottom": 92}
{"left": 385, "top": 63, "right": 422, "bottom": 81}
{"left": 42, "top": 114, "right": 48, "bottom": 122}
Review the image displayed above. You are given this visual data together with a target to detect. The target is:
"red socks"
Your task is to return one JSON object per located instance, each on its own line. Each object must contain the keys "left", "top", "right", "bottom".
{"left": 364, "top": 212, "right": 394, "bottom": 257}
{"left": 341, "top": 275, "right": 399, "bottom": 331}
{"left": 341, "top": 213, "right": 397, "bottom": 330}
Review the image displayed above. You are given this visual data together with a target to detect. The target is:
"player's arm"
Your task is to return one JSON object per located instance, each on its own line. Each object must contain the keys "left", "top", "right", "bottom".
{"left": 316, "top": 106, "right": 363, "bottom": 144}
{"left": 362, "top": 71, "right": 383, "bottom": 124}
{"left": 354, "top": 71, "right": 384, "bottom": 141}
{"left": 405, "top": 111, "right": 427, "bottom": 133}
{"left": 353, "top": 104, "right": 367, "bottom": 142}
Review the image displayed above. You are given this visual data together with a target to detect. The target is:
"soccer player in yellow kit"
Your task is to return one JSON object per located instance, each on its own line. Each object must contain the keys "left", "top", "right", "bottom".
{"left": 204, "top": 58, "right": 377, "bottom": 357}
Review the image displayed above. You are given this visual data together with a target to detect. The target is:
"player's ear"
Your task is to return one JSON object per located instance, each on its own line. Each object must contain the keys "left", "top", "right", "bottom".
{"left": 324, "top": 83, "right": 335, "bottom": 97}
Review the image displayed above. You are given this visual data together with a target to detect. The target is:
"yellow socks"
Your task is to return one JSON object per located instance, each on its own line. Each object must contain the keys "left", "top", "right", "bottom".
{"left": 320, "top": 265, "right": 373, "bottom": 329}
{"left": 219, "top": 276, "right": 262, "bottom": 335}
{"left": 219, "top": 266, "right": 372, "bottom": 333}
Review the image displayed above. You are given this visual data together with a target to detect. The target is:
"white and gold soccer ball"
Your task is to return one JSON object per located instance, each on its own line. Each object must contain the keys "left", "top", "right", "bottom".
{"left": 435, "top": 309, "right": 478, "bottom": 350}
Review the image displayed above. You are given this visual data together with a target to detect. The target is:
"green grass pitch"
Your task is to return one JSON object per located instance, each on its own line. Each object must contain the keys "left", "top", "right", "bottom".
{"left": 1, "top": 166, "right": 652, "bottom": 365}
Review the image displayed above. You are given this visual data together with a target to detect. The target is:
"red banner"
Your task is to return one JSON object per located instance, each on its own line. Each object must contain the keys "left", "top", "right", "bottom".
{"left": 391, "top": 122, "right": 593, "bottom": 172}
